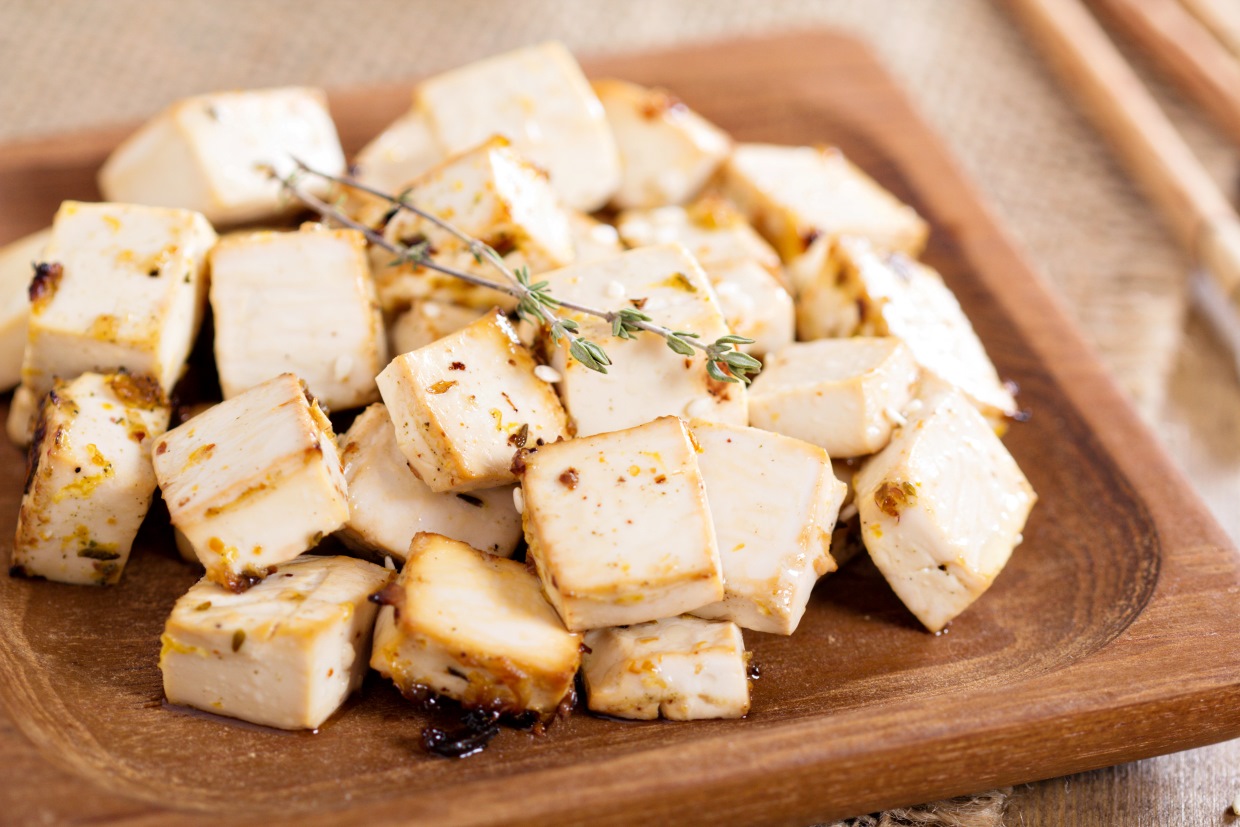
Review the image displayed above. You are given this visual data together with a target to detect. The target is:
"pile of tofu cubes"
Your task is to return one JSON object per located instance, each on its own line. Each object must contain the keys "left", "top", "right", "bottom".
{"left": 2, "top": 41, "right": 1035, "bottom": 733}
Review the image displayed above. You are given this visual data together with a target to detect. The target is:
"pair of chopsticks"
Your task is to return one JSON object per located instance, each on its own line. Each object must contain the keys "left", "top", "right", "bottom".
{"left": 1011, "top": 0, "right": 1240, "bottom": 374}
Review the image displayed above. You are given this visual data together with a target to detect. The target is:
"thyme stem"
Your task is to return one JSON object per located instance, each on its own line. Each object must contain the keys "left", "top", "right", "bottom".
{"left": 271, "top": 163, "right": 761, "bottom": 383}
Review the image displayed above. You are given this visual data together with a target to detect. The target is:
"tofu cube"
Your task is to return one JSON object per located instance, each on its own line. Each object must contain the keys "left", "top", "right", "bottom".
{"left": 209, "top": 224, "right": 387, "bottom": 409}
{"left": 804, "top": 237, "right": 1016, "bottom": 420}
{"left": 337, "top": 404, "right": 522, "bottom": 561}
{"left": 99, "top": 87, "right": 345, "bottom": 226}
{"left": 19, "top": 201, "right": 216, "bottom": 404}
{"left": 616, "top": 198, "right": 782, "bottom": 277}
{"left": 352, "top": 106, "right": 444, "bottom": 195}
{"left": 703, "top": 258, "right": 794, "bottom": 358}
{"left": 519, "top": 416, "right": 723, "bottom": 630}
{"left": 616, "top": 200, "right": 791, "bottom": 356}
{"left": 11, "top": 372, "right": 170, "bottom": 585}
{"left": 582, "top": 616, "right": 750, "bottom": 720}
{"left": 373, "top": 137, "right": 575, "bottom": 312}
{"left": 388, "top": 301, "right": 485, "bottom": 356}
{"left": 568, "top": 211, "right": 624, "bottom": 264}
{"left": 370, "top": 533, "right": 581, "bottom": 716}
{"left": 785, "top": 233, "right": 863, "bottom": 339}
{"left": 688, "top": 422, "right": 847, "bottom": 634}
{"left": 749, "top": 338, "right": 919, "bottom": 459}
{"left": 592, "top": 79, "right": 731, "bottom": 209}
{"left": 5, "top": 385, "right": 38, "bottom": 446}
{"left": 376, "top": 310, "right": 568, "bottom": 493}
{"left": 0, "top": 229, "right": 50, "bottom": 392}
{"left": 160, "top": 554, "right": 391, "bottom": 730}
{"left": 152, "top": 373, "right": 350, "bottom": 591}
{"left": 722, "top": 143, "right": 928, "bottom": 261}
{"left": 853, "top": 386, "right": 1037, "bottom": 632}
{"left": 417, "top": 41, "right": 621, "bottom": 212}
{"left": 539, "top": 244, "right": 746, "bottom": 437}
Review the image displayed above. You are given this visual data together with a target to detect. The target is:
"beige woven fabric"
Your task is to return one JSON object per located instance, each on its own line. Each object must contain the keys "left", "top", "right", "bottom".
{"left": 2, "top": 1, "right": 1239, "bottom": 824}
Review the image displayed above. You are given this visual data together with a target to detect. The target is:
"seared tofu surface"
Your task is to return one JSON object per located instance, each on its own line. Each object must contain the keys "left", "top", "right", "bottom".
{"left": 160, "top": 554, "right": 391, "bottom": 730}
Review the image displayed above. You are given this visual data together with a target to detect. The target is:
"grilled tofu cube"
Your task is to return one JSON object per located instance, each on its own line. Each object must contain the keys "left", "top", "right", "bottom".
{"left": 388, "top": 301, "right": 485, "bottom": 356}
{"left": 11, "top": 372, "right": 170, "bottom": 585}
{"left": 854, "top": 385, "right": 1036, "bottom": 632}
{"left": 616, "top": 200, "right": 791, "bottom": 356}
{"left": 705, "top": 259, "right": 794, "bottom": 358}
{"left": 0, "top": 229, "right": 49, "bottom": 392}
{"left": 152, "top": 374, "right": 349, "bottom": 591}
{"left": 582, "top": 616, "right": 749, "bottom": 720}
{"left": 417, "top": 41, "right": 620, "bottom": 212}
{"left": 749, "top": 338, "right": 919, "bottom": 459}
{"left": 210, "top": 225, "right": 386, "bottom": 409}
{"left": 592, "top": 79, "right": 731, "bottom": 209}
{"left": 801, "top": 237, "right": 1016, "bottom": 420}
{"left": 337, "top": 404, "right": 522, "bottom": 561}
{"left": 99, "top": 87, "right": 345, "bottom": 226}
{"left": 370, "top": 533, "right": 581, "bottom": 716}
{"left": 160, "top": 554, "right": 391, "bottom": 730}
{"left": 18, "top": 201, "right": 215, "bottom": 406}
{"left": 539, "top": 244, "right": 745, "bottom": 437}
{"left": 374, "top": 137, "right": 575, "bottom": 312}
{"left": 568, "top": 211, "right": 624, "bottom": 263}
{"left": 688, "top": 422, "right": 846, "bottom": 635}
{"left": 722, "top": 143, "right": 928, "bottom": 261}
{"left": 376, "top": 310, "right": 568, "bottom": 493}
{"left": 616, "top": 198, "right": 782, "bottom": 276}
{"left": 352, "top": 106, "right": 444, "bottom": 195}
{"left": 520, "top": 416, "right": 722, "bottom": 630}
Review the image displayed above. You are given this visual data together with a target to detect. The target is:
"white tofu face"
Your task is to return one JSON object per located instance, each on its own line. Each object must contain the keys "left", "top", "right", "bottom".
{"left": 388, "top": 302, "right": 485, "bottom": 357}
{"left": 20, "top": 201, "right": 216, "bottom": 402}
{"left": 0, "top": 229, "right": 49, "bottom": 392}
{"left": 417, "top": 42, "right": 621, "bottom": 212}
{"left": 160, "top": 554, "right": 391, "bottom": 730}
{"left": 567, "top": 211, "right": 624, "bottom": 264}
{"left": 520, "top": 416, "right": 723, "bottom": 630}
{"left": 722, "top": 143, "right": 928, "bottom": 261}
{"left": 5, "top": 384, "right": 38, "bottom": 447}
{"left": 374, "top": 137, "right": 575, "bottom": 312}
{"left": 853, "top": 386, "right": 1037, "bottom": 632}
{"left": 152, "top": 374, "right": 350, "bottom": 591}
{"left": 539, "top": 244, "right": 746, "bottom": 437}
{"left": 704, "top": 259, "right": 794, "bottom": 358}
{"left": 370, "top": 533, "right": 581, "bottom": 716}
{"left": 616, "top": 199, "right": 782, "bottom": 274}
{"left": 582, "top": 616, "right": 749, "bottom": 720}
{"left": 688, "top": 421, "right": 846, "bottom": 635}
{"left": 820, "top": 237, "right": 1016, "bottom": 420}
{"left": 749, "top": 338, "right": 919, "bottom": 459}
{"left": 337, "top": 404, "right": 522, "bottom": 561}
{"left": 12, "top": 372, "right": 170, "bottom": 585}
{"left": 100, "top": 87, "right": 345, "bottom": 226}
{"left": 376, "top": 310, "right": 568, "bottom": 493}
{"left": 592, "top": 79, "right": 731, "bottom": 209}
{"left": 352, "top": 106, "right": 444, "bottom": 194}
{"left": 210, "top": 225, "right": 386, "bottom": 410}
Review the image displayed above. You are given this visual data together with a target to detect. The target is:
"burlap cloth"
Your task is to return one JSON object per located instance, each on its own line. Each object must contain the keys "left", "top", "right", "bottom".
{"left": 1, "top": 1, "right": 1238, "bottom": 824}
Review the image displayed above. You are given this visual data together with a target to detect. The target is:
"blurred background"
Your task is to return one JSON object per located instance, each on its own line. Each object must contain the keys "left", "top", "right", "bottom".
{"left": 1, "top": 1, "right": 1238, "bottom": 824}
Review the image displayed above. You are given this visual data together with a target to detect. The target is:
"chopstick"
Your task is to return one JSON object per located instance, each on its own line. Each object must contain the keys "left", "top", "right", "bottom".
{"left": 1090, "top": 0, "right": 1240, "bottom": 148}
{"left": 1010, "top": 0, "right": 1240, "bottom": 311}
{"left": 1180, "top": 0, "right": 1240, "bottom": 57}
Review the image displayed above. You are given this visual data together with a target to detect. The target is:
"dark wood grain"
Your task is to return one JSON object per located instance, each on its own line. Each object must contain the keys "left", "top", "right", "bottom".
{"left": 0, "top": 31, "right": 1237, "bottom": 826}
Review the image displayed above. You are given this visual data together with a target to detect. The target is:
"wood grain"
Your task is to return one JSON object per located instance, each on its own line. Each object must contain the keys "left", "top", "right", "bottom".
{"left": 0, "top": 31, "right": 1237, "bottom": 826}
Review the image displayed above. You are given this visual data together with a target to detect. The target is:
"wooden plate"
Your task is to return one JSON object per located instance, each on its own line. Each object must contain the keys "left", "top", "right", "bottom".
{"left": 0, "top": 31, "right": 1237, "bottom": 827}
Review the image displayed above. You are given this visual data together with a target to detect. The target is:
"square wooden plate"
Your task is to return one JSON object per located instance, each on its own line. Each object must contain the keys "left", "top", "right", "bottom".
{"left": 0, "top": 31, "right": 1237, "bottom": 827}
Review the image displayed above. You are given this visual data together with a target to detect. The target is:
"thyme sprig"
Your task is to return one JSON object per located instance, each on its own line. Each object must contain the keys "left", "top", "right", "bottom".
{"left": 271, "top": 162, "right": 762, "bottom": 384}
